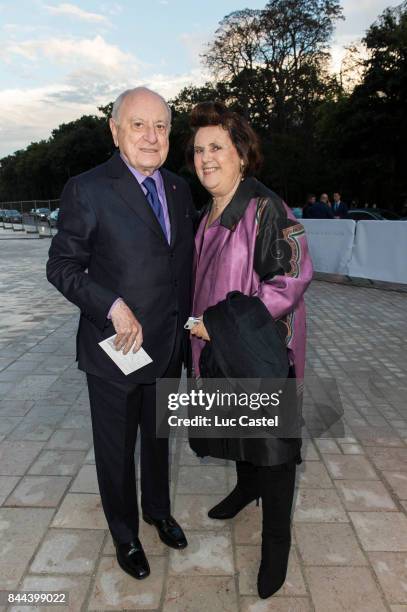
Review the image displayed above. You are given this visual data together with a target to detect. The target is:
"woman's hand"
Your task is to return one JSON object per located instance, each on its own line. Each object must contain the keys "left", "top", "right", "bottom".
{"left": 190, "top": 320, "right": 210, "bottom": 341}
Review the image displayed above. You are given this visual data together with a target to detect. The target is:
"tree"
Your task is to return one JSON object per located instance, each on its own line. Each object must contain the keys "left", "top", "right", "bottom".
{"left": 200, "top": 0, "right": 343, "bottom": 202}
{"left": 337, "top": 44, "right": 366, "bottom": 93}
{"left": 1, "top": 1, "right": 405, "bottom": 210}
{"left": 203, "top": 0, "right": 343, "bottom": 132}
{"left": 48, "top": 115, "right": 113, "bottom": 184}
{"left": 98, "top": 102, "right": 113, "bottom": 119}
{"left": 316, "top": 1, "right": 407, "bottom": 209}
{"left": 0, "top": 115, "right": 113, "bottom": 201}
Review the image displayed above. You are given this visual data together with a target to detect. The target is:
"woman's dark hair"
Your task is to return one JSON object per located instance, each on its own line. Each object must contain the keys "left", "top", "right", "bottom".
{"left": 186, "top": 101, "right": 263, "bottom": 177}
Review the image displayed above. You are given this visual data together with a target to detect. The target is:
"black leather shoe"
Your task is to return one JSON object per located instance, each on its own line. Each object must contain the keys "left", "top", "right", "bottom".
{"left": 143, "top": 514, "right": 188, "bottom": 549}
{"left": 114, "top": 538, "right": 150, "bottom": 580}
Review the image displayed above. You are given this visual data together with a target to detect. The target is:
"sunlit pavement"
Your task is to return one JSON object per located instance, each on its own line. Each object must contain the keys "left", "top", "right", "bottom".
{"left": 0, "top": 236, "right": 406, "bottom": 611}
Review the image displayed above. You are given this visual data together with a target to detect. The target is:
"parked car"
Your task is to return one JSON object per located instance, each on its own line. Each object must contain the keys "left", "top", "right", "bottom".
{"left": 30, "top": 207, "right": 51, "bottom": 220}
{"left": 347, "top": 208, "right": 402, "bottom": 221}
{"left": 2, "top": 209, "right": 22, "bottom": 223}
{"left": 47, "top": 208, "right": 59, "bottom": 227}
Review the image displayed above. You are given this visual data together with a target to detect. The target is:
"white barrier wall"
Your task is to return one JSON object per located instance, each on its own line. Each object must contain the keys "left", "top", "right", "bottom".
{"left": 301, "top": 219, "right": 407, "bottom": 284}
{"left": 349, "top": 221, "right": 407, "bottom": 284}
{"left": 301, "top": 219, "right": 356, "bottom": 274}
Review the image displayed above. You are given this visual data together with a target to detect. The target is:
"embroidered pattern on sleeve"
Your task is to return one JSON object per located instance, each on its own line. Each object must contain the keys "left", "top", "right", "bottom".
{"left": 282, "top": 224, "right": 305, "bottom": 279}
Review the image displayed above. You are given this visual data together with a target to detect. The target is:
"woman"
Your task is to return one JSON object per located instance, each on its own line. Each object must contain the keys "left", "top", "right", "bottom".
{"left": 188, "top": 101, "right": 313, "bottom": 599}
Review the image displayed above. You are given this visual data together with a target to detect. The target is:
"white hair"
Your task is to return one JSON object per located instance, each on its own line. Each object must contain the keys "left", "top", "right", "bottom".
{"left": 111, "top": 87, "right": 172, "bottom": 125}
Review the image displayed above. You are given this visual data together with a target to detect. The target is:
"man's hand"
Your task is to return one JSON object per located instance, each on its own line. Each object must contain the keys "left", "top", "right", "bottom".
{"left": 190, "top": 319, "right": 210, "bottom": 341}
{"left": 110, "top": 300, "right": 143, "bottom": 354}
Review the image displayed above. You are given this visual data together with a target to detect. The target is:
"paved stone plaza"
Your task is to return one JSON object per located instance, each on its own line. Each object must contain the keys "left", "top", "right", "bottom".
{"left": 0, "top": 234, "right": 406, "bottom": 611}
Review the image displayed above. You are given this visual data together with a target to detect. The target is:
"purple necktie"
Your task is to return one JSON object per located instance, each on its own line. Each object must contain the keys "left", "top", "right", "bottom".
{"left": 143, "top": 177, "right": 168, "bottom": 240}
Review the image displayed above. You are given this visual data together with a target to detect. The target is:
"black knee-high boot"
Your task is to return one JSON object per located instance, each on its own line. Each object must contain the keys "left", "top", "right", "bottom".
{"left": 208, "top": 460, "right": 259, "bottom": 520}
{"left": 257, "top": 461, "right": 296, "bottom": 599}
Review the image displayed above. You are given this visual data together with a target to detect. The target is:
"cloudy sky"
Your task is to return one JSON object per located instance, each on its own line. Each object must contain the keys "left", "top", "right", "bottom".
{"left": 0, "top": 0, "right": 402, "bottom": 158}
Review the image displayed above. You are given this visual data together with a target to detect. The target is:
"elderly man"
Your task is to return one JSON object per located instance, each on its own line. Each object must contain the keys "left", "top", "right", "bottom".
{"left": 47, "top": 87, "right": 194, "bottom": 580}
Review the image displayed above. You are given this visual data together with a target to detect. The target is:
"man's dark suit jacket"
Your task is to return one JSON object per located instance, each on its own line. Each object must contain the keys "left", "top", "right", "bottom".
{"left": 332, "top": 201, "right": 348, "bottom": 218}
{"left": 47, "top": 152, "right": 194, "bottom": 383}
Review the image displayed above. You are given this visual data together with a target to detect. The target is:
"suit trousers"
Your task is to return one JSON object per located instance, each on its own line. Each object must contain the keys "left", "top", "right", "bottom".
{"left": 86, "top": 341, "right": 182, "bottom": 544}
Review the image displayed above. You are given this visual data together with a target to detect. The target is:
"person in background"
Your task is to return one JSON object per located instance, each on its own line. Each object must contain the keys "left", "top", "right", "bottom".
{"left": 188, "top": 101, "right": 313, "bottom": 599}
{"left": 302, "top": 193, "right": 316, "bottom": 219}
{"left": 332, "top": 192, "right": 348, "bottom": 219}
{"left": 303, "top": 193, "right": 334, "bottom": 219}
{"left": 320, "top": 193, "right": 331, "bottom": 208}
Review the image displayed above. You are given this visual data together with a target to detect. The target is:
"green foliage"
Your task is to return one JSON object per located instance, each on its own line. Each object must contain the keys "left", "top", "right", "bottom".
{"left": 315, "top": 1, "right": 407, "bottom": 208}
{"left": 196, "top": 0, "right": 344, "bottom": 204}
{"left": 0, "top": 115, "right": 113, "bottom": 200}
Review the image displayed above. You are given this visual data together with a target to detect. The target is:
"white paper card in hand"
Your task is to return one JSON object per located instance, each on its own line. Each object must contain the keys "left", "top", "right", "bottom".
{"left": 99, "top": 335, "right": 152, "bottom": 375}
